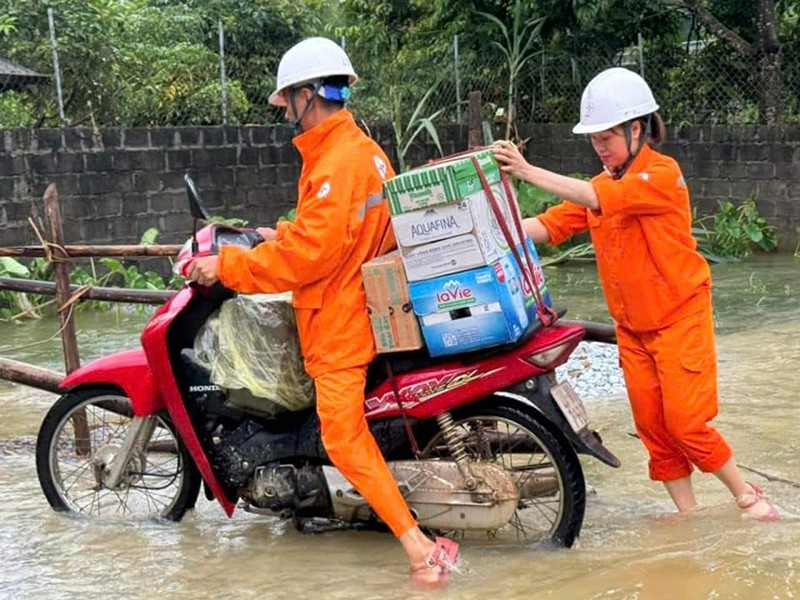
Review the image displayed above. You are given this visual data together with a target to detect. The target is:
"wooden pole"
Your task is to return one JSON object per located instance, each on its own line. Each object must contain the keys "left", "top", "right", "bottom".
{"left": 0, "top": 358, "right": 63, "bottom": 394}
{"left": 0, "top": 244, "right": 182, "bottom": 258}
{"left": 468, "top": 91, "right": 483, "bottom": 149}
{"left": 42, "top": 184, "right": 90, "bottom": 453}
{"left": 0, "top": 277, "right": 176, "bottom": 305}
{"left": 43, "top": 185, "right": 80, "bottom": 374}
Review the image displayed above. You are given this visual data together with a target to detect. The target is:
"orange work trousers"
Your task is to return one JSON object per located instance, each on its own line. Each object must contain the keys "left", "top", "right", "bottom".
{"left": 616, "top": 302, "right": 732, "bottom": 481}
{"left": 315, "top": 365, "right": 417, "bottom": 538}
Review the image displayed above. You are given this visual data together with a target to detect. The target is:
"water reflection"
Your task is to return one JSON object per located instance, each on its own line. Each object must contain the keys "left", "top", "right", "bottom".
{"left": 1, "top": 256, "right": 798, "bottom": 598}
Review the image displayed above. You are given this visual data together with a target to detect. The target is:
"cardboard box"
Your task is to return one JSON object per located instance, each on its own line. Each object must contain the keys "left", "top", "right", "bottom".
{"left": 384, "top": 149, "right": 502, "bottom": 215}
{"left": 392, "top": 186, "right": 525, "bottom": 281}
{"left": 392, "top": 201, "right": 474, "bottom": 247}
{"left": 408, "top": 254, "right": 529, "bottom": 357}
{"left": 396, "top": 234, "right": 487, "bottom": 282}
{"left": 361, "top": 252, "right": 424, "bottom": 353}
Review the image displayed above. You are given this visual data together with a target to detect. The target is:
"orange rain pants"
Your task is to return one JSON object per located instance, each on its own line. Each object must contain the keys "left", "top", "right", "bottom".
{"left": 315, "top": 366, "right": 416, "bottom": 537}
{"left": 538, "top": 144, "right": 734, "bottom": 482}
{"left": 616, "top": 298, "right": 732, "bottom": 481}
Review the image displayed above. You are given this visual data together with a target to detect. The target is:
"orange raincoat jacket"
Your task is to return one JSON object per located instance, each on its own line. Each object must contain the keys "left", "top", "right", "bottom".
{"left": 539, "top": 143, "right": 710, "bottom": 332}
{"left": 217, "top": 109, "right": 395, "bottom": 378}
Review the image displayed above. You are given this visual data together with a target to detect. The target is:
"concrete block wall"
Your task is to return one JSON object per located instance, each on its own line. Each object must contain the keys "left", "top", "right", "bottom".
{"left": 1, "top": 122, "right": 798, "bottom": 251}
{"left": 0, "top": 126, "right": 302, "bottom": 247}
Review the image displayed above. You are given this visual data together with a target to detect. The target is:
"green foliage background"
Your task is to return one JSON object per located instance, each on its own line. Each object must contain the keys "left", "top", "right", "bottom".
{"left": 1, "top": 0, "right": 798, "bottom": 127}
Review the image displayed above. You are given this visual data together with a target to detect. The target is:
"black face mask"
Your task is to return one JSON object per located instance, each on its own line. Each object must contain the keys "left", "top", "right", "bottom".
{"left": 288, "top": 81, "right": 323, "bottom": 136}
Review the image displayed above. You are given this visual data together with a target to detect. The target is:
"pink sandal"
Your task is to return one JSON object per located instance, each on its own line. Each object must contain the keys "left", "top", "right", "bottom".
{"left": 410, "top": 536, "right": 460, "bottom": 587}
{"left": 737, "top": 482, "right": 781, "bottom": 522}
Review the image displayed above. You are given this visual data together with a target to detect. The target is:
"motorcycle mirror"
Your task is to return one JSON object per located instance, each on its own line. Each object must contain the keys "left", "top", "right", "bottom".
{"left": 184, "top": 174, "right": 210, "bottom": 256}
{"left": 184, "top": 174, "right": 211, "bottom": 220}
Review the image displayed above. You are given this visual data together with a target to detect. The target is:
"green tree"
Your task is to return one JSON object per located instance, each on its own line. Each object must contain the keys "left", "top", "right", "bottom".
{"left": 153, "top": 0, "right": 330, "bottom": 124}
{"left": 0, "top": 0, "right": 129, "bottom": 126}
{"left": 0, "top": 0, "right": 328, "bottom": 127}
{"left": 669, "top": 0, "right": 787, "bottom": 124}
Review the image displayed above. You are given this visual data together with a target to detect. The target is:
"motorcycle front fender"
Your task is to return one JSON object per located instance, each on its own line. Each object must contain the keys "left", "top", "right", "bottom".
{"left": 60, "top": 348, "right": 164, "bottom": 417}
{"left": 497, "top": 378, "right": 621, "bottom": 468}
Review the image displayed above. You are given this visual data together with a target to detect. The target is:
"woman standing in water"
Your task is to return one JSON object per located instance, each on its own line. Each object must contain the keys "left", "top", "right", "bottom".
{"left": 493, "top": 67, "right": 779, "bottom": 520}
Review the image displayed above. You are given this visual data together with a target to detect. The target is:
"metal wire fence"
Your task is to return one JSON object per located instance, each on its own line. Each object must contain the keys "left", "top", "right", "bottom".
{"left": 393, "top": 35, "right": 800, "bottom": 128}
{"left": 2, "top": 10, "right": 799, "bottom": 129}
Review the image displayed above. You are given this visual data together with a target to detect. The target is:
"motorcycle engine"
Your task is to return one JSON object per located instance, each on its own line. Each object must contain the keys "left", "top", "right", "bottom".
{"left": 244, "top": 463, "right": 330, "bottom": 514}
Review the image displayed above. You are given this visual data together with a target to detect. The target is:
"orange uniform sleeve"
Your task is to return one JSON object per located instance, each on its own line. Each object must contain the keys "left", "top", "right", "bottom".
{"left": 593, "top": 156, "right": 686, "bottom": 218}
{"left": 537, "top": 201, "right": 589, "bottom": 246}
{"left": 275, "top": 220, "right": 291, "bottom": 241}
{"left": 217, "top": 170, "right": 354, "bottom": 294}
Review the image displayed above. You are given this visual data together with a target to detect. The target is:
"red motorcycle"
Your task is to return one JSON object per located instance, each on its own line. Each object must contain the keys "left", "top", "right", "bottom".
{"left": 36, "top": 175, "right": 618, "bottom": 548}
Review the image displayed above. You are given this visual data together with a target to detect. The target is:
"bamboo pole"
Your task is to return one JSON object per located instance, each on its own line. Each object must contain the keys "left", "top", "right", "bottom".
{"left": 43, "top": 184, "right": 90, "bottom": 453}
{"left": 0, "top": 357, "right": 63, "bottom": 394}
{"left": 560, "top": 319, "right": 617, "bottom": 345}
{"left": 468, "top": 91, "right": 483, "bottom": 149}
{"left": 0, "top": 244, "right": 182, "bottom": 258}
{"left": 0, "top": 277, "right": 176, "bottom": 305}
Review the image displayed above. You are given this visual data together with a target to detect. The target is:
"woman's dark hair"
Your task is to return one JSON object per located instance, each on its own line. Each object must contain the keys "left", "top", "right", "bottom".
{"left": 642, "top": 112, "right": 666, "bottom": 146}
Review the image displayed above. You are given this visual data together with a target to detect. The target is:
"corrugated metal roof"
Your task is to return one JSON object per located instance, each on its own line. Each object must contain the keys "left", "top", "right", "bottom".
{"left": 0, "top": 57, "right": 49, "bottom": 79}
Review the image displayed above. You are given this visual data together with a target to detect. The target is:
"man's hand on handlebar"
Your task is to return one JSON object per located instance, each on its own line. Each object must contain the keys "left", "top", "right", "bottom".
{"left": 186, "top": 256, "right": 220, "bottom": 287}
{"left": 256, "top": 227, "right": 278, "bottom": 242}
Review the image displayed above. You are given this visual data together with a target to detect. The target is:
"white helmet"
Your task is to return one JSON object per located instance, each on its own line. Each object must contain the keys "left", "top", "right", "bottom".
{"left": 573, "top": 67, "right": 659, "bottom": 134}
{"left": 269, "top": 37, "right": 358, "bottom": 107}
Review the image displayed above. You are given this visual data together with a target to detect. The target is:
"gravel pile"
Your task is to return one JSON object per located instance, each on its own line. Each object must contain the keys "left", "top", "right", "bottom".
{"left": 555, "top": 341, "right": 627, "bottom": 400}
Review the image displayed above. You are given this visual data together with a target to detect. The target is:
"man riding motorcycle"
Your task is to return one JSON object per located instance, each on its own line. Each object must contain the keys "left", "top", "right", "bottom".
{"left": 186, "top": 37, "right": 459, "bottom": 586}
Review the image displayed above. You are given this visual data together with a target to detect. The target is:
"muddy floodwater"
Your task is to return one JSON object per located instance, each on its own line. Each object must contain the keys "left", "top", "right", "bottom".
{"left": 1, "top": 255, "right": 799, "bottom": 599}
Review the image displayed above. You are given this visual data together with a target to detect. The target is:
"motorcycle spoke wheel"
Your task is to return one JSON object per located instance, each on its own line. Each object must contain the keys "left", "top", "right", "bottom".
{"left": 37, "top": 389, "right": 200, "bottom": 521}
{"left": 419, "top": 408, "right": 583, "bottom": 546}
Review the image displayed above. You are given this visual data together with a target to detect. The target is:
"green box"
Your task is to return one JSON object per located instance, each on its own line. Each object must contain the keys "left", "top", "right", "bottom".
{"left": 384, "top": 149, "right": 502, "bottom": 215}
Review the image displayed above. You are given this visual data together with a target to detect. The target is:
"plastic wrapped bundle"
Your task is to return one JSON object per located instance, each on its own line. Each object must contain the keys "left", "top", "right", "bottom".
{"left": 193, "top": 293, "right": 315, "bottom": 415}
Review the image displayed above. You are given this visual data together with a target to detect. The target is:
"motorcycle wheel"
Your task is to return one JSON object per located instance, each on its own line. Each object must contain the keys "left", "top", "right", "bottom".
{"left": 418, "top": 396, "right": 585, "bottom": 547}
{"left": 36, "top": 387, "right": 202, "bottom": 521}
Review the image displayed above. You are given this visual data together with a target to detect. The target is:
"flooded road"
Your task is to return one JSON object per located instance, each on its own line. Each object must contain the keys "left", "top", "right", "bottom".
{"left": 1, "top": 255, "right": 799, "bottom": 599}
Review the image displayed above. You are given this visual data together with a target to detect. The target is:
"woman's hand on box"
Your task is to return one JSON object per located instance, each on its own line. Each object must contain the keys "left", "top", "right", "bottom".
{"left": 492, "top": 140, "right": 534, "bottom": 181}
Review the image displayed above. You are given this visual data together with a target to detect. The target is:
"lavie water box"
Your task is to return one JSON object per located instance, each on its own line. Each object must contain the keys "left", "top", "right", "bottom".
{"left": 516, "top": 237, "right": 553, "bottom": 324}
{"left": 408, "top": 253, "right": 529, "bottom": 357}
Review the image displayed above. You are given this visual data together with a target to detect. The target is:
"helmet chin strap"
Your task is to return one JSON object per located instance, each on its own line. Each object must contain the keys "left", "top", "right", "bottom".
{"left": 611, "top": 115, "right": 651, "bottom": 180}
{"left": 289, "top": 81, "right": 323, "bottom": 135}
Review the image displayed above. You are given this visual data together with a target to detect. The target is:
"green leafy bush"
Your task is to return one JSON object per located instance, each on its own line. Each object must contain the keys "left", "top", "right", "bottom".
{"left": 693, "top": 196, "right": 778, "bottom": 261}
{"left": 0, "top": 92, "right": 37, "bottom": 128}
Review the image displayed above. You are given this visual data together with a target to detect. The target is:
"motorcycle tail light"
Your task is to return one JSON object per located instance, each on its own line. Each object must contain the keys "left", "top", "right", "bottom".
{"left": 522, "top": 340, "right": 574, "bottom": 369}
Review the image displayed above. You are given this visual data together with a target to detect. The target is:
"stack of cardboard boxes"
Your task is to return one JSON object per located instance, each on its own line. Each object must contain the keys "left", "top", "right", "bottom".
{"left": 362, "top": 149, "right": 552, "bottom": 357}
